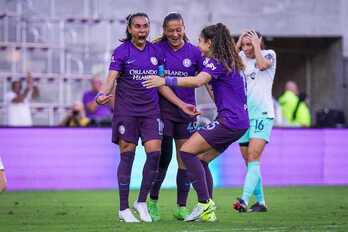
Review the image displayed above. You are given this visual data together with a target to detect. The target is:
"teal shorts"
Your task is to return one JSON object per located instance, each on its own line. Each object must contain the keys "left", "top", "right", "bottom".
{"left": 238, "top": 118, "right": 274, "bottom": 145}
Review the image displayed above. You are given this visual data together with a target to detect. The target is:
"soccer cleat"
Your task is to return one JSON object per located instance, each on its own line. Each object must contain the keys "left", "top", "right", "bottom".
{"left": 173, "top": 206, "right": 189, "bottom": 220}
{"left": 133, "top": 201, "right": 152, "bottom": 222}
{"left": 118, "top": 208, "right": 140, "bottom": 223}
{"left": 147, "top": 198, "right": 160, "bottom": 221}
{"left": 184, "top": 199, "right": 216, "bottom": 222}
{"left": 200, "top": 210, "right": 217, "bottom": 222}
{"left": 233, "top": 198, "right": 247, "bottom": 213}
{"left": 249, "top": 202, "right": 268, "bottom": 213}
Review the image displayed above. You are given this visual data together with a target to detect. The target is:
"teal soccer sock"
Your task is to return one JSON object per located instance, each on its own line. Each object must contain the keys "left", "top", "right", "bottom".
{"left": 241, "top": 161, "right": 261, "bottom": 205}
{"left": 254, "top": 176, "right": 266, "bottom": 206}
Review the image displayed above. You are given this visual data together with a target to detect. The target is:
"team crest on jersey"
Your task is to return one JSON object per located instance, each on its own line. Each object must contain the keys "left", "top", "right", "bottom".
{"left": 118, "top": 125, "right": 125, "bottom": 135}
{"left": 247, "top": 72, "right": 256, "bottom": 80}
{"left": 150, "top": 57, "right": 158, "bottom": 65}
{"left": 183, "top": 58, "right": 192, "bottom": 68}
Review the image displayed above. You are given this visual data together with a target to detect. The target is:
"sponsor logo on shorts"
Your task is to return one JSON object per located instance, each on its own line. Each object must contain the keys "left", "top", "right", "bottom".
{"left": 183, "top": 58, "right": 192, "bottom": 68}
{"left": 150, "top": 57, "right": 158, "bottom": 65}
{"left": 204, "top": 121, "right": 220, "bottom": 130}
{"left": 118, "top": 125, "right": 125, "bottom": 135}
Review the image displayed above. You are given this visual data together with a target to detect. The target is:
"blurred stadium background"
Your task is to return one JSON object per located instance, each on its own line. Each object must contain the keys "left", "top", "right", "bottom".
{"left": 1, "top": 0, "right": 348, "bottom": 231}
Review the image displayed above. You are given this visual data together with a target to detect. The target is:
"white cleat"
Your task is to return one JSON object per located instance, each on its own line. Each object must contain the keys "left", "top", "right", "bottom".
{"left": 133, "top": 201, "right": 152, "bottom": 222}
{"left": 118, "top": 208, "right": 140, "bottom": 223}
{"left": 184, "top": 200, "right": 216, "bottom": 222}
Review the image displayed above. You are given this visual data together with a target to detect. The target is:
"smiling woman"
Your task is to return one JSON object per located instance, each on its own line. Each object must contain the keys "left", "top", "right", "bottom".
{"left": 94, "top": 12, "right": 197, "bottom": 223}
{"left": 143, "top": 23, "right": 248, "bottom": 222}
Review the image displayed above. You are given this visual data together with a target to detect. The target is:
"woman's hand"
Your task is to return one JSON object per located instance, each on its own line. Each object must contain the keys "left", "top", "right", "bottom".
{"left": 236, "top": 30, "right": 249, "bottom": 51}
{"left": 247, "top": 30, "right": 262, "bottom": 50}
{"left": 179, "top": 103, "right": 200, "bottom": 117}
{"left": 142, "top": 75, "right": 165, "bottom": 88}
{"left": 96, "top": 94, "right": 113, "bottom": 105}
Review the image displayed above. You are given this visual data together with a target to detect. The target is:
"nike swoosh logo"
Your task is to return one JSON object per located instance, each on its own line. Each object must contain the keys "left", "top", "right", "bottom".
{"left": 126, "top": 59, "right": 136, "bottom": 64}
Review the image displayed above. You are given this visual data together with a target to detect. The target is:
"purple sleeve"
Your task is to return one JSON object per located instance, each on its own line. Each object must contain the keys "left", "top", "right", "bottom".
{"left": 82, "top": 91, "right": 93, "bottom": 106}
{"left": 195, "top": 49, "right": 204, "bottom": 72}
{"left": 109, "top": 46, "right": 124, "bottom": 71}
{"left": 201, "top": 58, "right": 223, "bottom": 79}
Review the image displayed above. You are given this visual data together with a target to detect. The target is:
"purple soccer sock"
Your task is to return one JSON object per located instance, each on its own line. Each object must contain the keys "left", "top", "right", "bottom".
{"left": 150, "top": 167, "right": 167, "bottom": 200}
{"left": 117, "top": 151, "right": 135, "bottom": 210}
{"left": 201, "top": 160, "right": 213, "bottom": 199}
{"left": 138, "top": 151, "right": 161, "bottom": 202}
{"left": 180, "top": 151, "right": 209, "bottom": 203}
{"left": 176, "top": 168, "right": 190, "bottom": 206}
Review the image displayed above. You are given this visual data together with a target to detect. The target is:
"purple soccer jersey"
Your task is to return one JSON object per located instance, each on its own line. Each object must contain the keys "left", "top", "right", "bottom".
{"left": 155, "top": 41, "right": 203, "bottom": 122}
{"left": 201, "top": 57, "right": 249, "bottom": 129}
{"left": 82, "top": 90, "right": 112, "bottom": 119}
{"left": 109, "top": 41, "right": 163, "bottom": 117}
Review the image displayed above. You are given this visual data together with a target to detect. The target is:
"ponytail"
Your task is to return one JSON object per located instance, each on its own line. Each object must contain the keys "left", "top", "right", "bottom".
{"left": 201, "top": 23, "right": 244, "bottom": 72}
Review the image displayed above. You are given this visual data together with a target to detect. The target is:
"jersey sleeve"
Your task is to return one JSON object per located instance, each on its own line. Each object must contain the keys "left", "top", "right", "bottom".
{"left": 264, "top": 50, "right": 276, "bottom": 68}
{"left": 109, "top": 46, "right": 125, "bottom": 72}
{"left": 194, "top": 47, "right": 204, "bottom": 72}
{"left": 201, "top": 58, "right": 224, "bottom": 79}
{"left": 263, "top": 49, "right": 276, "bottom": 77}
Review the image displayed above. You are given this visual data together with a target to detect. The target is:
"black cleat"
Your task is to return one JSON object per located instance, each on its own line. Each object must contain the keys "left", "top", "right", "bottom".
{"left": 249, "top": 202, "right": 268, "bottom": 213}
{"left": 233, "top": 198, "right": 247, "bottom": 213}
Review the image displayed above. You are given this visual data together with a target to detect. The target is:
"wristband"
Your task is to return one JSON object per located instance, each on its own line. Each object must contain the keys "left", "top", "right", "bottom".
{"left": 95, "top": 92, "right": 105, "bottom": 104}
{"left": 165, "top": 76, "right": 178, "bottom": 87}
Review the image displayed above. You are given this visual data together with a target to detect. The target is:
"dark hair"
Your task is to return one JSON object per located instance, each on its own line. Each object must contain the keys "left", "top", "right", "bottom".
{"left": 120, "top": 12, "right": 149, "bottom": 42}
{"left": 11, "top": 80, "right": 21, "bottom": 90}
{"left": 201, "top": 23, "right": 244, "bottom": 72}
{"left": 155, "top": 12, "right": 189, "bottom": 42}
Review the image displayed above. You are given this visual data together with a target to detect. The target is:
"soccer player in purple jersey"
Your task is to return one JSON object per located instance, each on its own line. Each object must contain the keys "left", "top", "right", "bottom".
{"left": 143, "top": 23, "right": 249, "bottom": 222}
{"left": 96, "top": 13, "right": 196, "bottom": 223}
{"left": 147, "top": 13, "right": 203, "bottom": 221}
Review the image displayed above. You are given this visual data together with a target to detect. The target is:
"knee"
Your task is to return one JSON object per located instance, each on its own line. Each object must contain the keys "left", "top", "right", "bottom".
{"left": 247, "top": 150, "right": 260, "bottom": 162}
{"left": 119, "top": 142, "right": 136, "bottom": 153}
{"left": 0, "top": 183, "right": 6, "bottom": 192}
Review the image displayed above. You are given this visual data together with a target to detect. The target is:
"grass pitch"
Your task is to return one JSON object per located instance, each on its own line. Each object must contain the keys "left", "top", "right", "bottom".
{"left": 1, "top": 186, "right": 348, "bottom": 232}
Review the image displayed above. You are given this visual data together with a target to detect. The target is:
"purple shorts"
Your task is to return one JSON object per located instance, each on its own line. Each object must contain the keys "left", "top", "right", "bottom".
{"left": 198, "top": 120, "right": 247, "bottom": 153}
{"left": 112, "top": 116, "right": 163, "bottom": 145}
{"left": 163, "top": 119, "right": 195, "bottom": 140}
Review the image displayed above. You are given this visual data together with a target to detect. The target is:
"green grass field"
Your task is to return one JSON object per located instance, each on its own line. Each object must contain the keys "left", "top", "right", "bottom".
{"left": 1, "top": 186, "right": 348, "bottom": 232}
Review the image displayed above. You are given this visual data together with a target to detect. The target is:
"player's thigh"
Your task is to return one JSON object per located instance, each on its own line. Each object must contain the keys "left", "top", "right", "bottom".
{"left": 197, "top": 148, "right": 220, "bottom": 163}
{"left": 239, "top": 146, "right": 249, "bottom": 164}
{"left": 180, "top": 132, "right": 212, "bottom": 155}
{"left": 144, "top": 139, "right": 161, "bottom": 153}
{"left": 139, "top": 117, "right": 162, "bottom": 153}
{"left": 119, "top": 139, "right": 137, "bottom": 153}
{"left": 247, "top": 118, "right": 273, "bottom": 161}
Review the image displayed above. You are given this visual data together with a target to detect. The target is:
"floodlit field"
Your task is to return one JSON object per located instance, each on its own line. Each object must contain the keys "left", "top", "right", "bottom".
{"left": 1, "top": 187, "right": 347, "bottom": 232}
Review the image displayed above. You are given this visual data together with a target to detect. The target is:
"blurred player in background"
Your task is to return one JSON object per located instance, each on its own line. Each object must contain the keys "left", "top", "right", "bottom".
{"left": 143, "top": 23, "right": 248, "bottom": 222}
{"left": 0, "top": 156, "right": 7, "bottom": 192}
{"left": 96, "top": 13, "right": 196, "bottom": 223}
{"left": 233, "top": 30, "right": 276, "bottom": 213}
{"left": 148, "top": 12, "right": 202, "bottom": 221}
